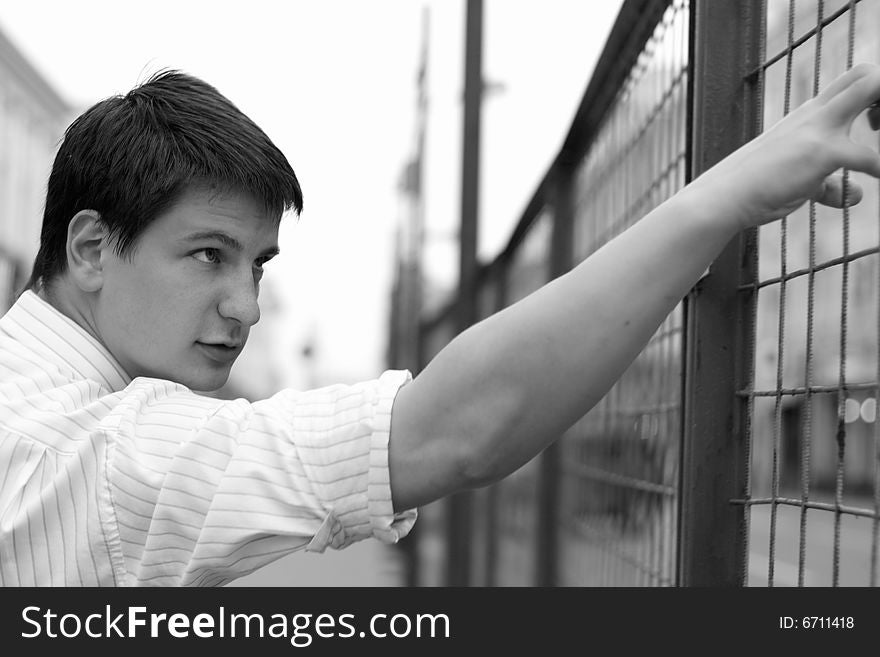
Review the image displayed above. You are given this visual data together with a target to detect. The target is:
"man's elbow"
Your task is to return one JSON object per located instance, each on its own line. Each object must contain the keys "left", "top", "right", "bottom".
{"left": 455, "top": 393, "right": 530, "bottom": 490}
{"left": 390, "top": 358, "right": 532, "bottom": 504}
{"left": 457, "top": 444, "right": 505, "bottom": 491}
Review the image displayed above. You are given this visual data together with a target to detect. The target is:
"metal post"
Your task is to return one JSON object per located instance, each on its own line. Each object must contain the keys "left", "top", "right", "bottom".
{"left": 446, "top": 0, "right": 483, "bottom": 587}
{"left": 678, "top": 0, "right": 763, "bottom": 586}
{"left": 399, "top": 7, "right": 431, "bottom": 588}
{"left": 484, "top": 262, "right": 507, "bottom": 587}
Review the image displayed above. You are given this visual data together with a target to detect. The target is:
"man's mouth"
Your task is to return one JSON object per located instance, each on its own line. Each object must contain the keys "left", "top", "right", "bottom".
{"left": 195, "top": 341, "right": 243, "bottom": 364}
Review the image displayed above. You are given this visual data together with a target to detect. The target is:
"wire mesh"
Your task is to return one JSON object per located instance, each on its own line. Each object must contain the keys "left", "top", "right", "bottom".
{"left": 556, "top": 0, "right": 689, "bottom": 586}
{"left": 743, "top": 0, "right": 880, "bottom": 587}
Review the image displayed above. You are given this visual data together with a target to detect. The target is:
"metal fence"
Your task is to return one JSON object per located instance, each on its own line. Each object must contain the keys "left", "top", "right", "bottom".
{"left": 743, "top": 0, "right": 880, "bottom": 587}
{"left": 396, "top": 0, "right": 880, "bottom": 586}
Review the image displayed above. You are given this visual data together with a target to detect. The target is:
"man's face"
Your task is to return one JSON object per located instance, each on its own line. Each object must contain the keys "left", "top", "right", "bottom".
{"left": 94, "top": 187, "right": 280, "bottom": 391}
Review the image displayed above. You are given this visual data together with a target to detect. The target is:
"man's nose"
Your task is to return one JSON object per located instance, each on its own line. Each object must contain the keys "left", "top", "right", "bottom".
{"left": 218, "top": 272, "right": 261, "bottom": 327}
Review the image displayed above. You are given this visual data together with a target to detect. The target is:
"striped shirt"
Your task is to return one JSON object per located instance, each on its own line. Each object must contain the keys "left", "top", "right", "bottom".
{"left": 0, "top": 291, "right": 416, "bottom": 586}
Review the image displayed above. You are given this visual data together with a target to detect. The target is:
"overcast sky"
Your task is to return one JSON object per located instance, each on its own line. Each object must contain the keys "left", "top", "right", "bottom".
{"left": 0, "top": 0, "right": 623, "bottom": 387}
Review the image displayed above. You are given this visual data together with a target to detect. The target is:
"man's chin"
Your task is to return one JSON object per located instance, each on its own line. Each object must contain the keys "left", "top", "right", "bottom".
{"left": 191, "top": 375, "right": 232, "bottom": 395}
{"left": 171, "top": 368, "right": 232, "bottom": 395}
{"left": 127, "top": 360, "right": 233, "bottom": 393}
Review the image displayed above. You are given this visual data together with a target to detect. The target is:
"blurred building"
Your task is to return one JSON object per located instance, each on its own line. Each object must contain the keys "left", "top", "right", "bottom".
{"left": 0, "top": 24, "right": 71, "bottom": 312}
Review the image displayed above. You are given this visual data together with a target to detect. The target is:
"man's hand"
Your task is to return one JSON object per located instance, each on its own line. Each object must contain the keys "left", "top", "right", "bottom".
{"left": 690, "top": 62, "right": 880, "bottom": 230}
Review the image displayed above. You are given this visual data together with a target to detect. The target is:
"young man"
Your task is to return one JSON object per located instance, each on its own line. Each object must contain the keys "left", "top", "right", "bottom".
{"left": 2, "top": 65, "right": 879, "bottom": 586}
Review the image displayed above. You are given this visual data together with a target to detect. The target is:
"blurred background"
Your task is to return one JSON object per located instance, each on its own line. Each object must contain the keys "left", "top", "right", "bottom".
{"left": 3, "top": 0, "right": 879, "bottom": 588}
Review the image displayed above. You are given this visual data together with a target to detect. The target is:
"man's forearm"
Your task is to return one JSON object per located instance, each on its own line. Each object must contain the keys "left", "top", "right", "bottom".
{"left": 391, "top": 184, "right": 741, "bottom": 509}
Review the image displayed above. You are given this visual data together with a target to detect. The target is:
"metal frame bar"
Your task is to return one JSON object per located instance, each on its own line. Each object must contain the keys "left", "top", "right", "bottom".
{"left": 677, "top": 0, "right": 764, "bottom": 587}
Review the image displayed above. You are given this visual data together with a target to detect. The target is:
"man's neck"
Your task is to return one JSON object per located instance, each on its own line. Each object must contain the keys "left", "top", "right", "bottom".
{"left": 36, "top": 280, "right": 104, "bottom": 349}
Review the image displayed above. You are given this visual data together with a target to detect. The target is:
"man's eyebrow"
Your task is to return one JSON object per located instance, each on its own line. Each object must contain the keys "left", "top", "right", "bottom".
{"left": 182, "top": 230, "right": 280, "bottom": 257}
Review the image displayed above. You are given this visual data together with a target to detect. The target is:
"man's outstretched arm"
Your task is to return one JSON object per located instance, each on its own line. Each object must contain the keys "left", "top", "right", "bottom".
{"left": 388, "top": 63, "right": 880, "bottom": 512}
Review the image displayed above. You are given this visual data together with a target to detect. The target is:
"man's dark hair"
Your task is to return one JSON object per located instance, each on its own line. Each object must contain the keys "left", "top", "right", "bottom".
{"left": 26, "top": 69, "right": 303, "bottom": 290}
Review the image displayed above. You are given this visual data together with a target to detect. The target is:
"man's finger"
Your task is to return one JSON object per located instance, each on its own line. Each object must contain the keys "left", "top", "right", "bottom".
{"left": 824, "top": 64, "right": 880, "bottom": 125}
{"left": 815, "top": 62, "right": 873, "bottom": 104}
{"left": 811, "top": 174, "right": 863, "bottom": 208}
{"left": 839, "top": 142, "right": 880, "bottom": 178}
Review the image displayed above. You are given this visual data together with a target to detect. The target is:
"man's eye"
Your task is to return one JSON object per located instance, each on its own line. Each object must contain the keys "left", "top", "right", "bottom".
{"left": 193, "top": 248, "right": 221, "bottom": 264}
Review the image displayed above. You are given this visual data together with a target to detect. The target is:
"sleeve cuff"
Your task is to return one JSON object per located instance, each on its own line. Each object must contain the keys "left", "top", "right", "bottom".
{"left": 367, "top": 369, "right": 418, "bottom": 543}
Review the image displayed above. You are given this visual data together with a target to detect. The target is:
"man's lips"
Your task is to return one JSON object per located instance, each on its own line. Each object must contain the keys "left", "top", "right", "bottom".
{"left": 195, "top": 341, "right": 243, "bottom": 363}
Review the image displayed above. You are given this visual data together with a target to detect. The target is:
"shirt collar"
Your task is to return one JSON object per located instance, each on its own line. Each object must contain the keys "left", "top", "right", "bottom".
{"left": 2, "top": 290, "right": 132, "bottom": 392}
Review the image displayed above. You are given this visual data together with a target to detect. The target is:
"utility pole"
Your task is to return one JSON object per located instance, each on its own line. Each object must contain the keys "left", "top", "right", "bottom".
{"left": 396, "top": 6, "right": 430, "bottom": 587}
{"left": 447, "top": 0, "right": 483, "bottom": 587}
{"left": 411, "top": 7, "right": 429, "bottom": 373}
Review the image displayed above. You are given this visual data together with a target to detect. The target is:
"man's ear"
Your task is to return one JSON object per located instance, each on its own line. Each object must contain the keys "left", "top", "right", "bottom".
{"left": 66, "top": 210, "right": 109, "bottom": 293}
